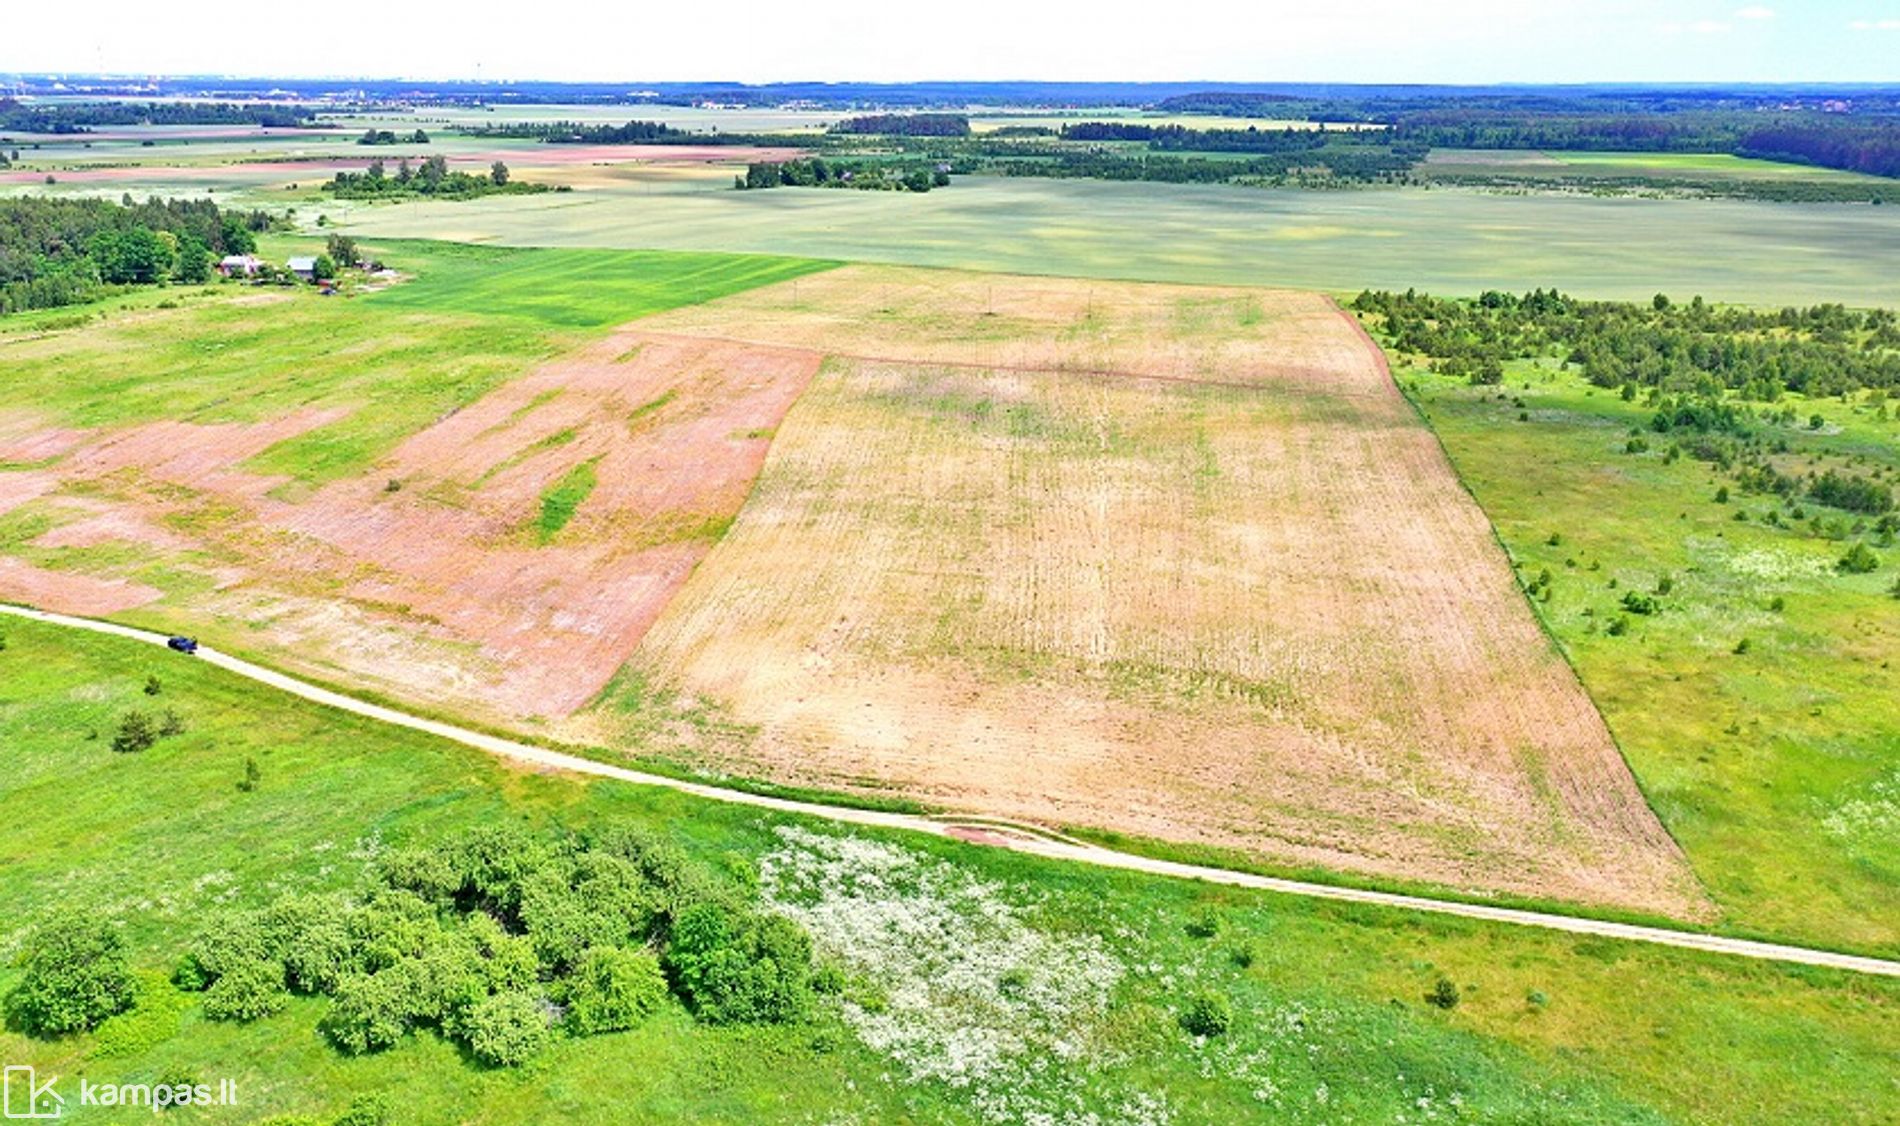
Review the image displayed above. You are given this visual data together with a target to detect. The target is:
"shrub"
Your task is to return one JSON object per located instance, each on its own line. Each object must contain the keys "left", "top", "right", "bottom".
{"left": 143, "top": 674, "right": 162, "bottom": 695}
{"left": 238, "top": 756, "right": 261, "bottom": 792}
{"left": 1837, "top": 542, "right": 1880, "bottom": 574}
{"left": 319, "top": 972, "right": 410, "bottom": 1054}
{"left": 1606, "top": 615, "right": 1630, "bottom": 636}
{"left": 1426, "top": 977, "right": 1462, "bottom": 1010}
{"left": 1178, "top": 992, "right": 1232, "bottom": 1038}
{"left": 375, "top": 845, "right": 464, "bottom": 905}
{"left": 664, "top": 902, "right": 814, "bottom": 1025}
{"left": 283, "top": 913, "right": 359, "bottom": 994}
{"left": 1620, "top": 590, "right": 1659, "bottom": 615}
{"left": 175, "top": 911, "right": 272, "bottom": 990}
{"left": 462, "top": 990, "right": 550, "bottom": 1067}
{"left": 201, "top": 958, "right": 288, "bottom": 1022}
{"left": 330, "top": 1094, "right": 390, "bottom": 1126}
{"left": 561, "top": 947, "right": 670, "bottom": 1034}
{"left": 110, "top": 709, "right": 159, "bottom": 753}
{"left": 5, "top": 914, "right": 137, "bottom": 1036}
{"left": 1733, "top": 637, "right": 1753, "bottom": 655}
{"left": 1184, "top": 908, "right": 1220, "bottom": 939}
{"left": 158, "top": 708, "right": 185, "bottom": 737}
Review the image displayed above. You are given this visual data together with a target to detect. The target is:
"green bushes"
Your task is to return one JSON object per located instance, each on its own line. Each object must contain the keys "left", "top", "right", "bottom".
{"left": 1838, "top": 542, "right": 1881, "bottom": 574}
{"left": 462, "top": 991, "right": 551, "bottom": 1067}
{"left": 664, "top": 902, "right": 815, "bottom": 1025}
{"left": 1426, "top": 977, "right": 1463, "bottom": 1010}
{"left": 559, "top": 948, "right": 669, "bottom": 1034}
{"left": 4, "top": 913, "right": 137, "bottom": 1035}
{"left": 1178, "top": 992, "right": 1232, "bottom": 1038}
{"left": 171, "top": 824, "right": 814, "bottom": 1066}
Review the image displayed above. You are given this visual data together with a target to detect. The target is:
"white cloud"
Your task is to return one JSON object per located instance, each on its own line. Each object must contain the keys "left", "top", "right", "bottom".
{"left": 1735, "top": 5, "right": 1775, "bottom": 19}
{"left": 1662, "top": 18, "right": 1733, "bottom": 33}
{"left": 1848, "top": 18, "right": 1900, "bottom": 30}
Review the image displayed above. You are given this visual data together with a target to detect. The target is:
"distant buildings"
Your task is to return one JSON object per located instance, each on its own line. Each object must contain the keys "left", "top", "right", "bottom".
{"left": 217, "top": 254, "right": 261, "bottom": 277}
{"left": 286, "top": 256, "right": 317, "bottom": 281}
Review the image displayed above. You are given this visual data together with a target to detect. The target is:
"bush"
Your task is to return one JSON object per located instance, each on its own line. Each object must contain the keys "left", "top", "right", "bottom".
{"left": 1837, "top": 542, "right": 1881, "bottom": 574}
{"left": 283, "top": 913, "right": 359, "bottom": 994}
{"left": 175, "top": 911, "right": 272, "bottom": 990}
{"left": 1620, "top": 590, "right": 1659, "bottom": 615}
{"left": 664, "top": 902, "right": 813, "bottom": 1025}
{"left": 330, "top": 1094, "right": 390, "bottom": 1126}
{"left": 462, "top": 990, "right": 550, "bottom": 1067}
{"left": 110, "top": 709, "right": 160, "bottom": 753}
{"left": 319, "top": 972, "right": 410, "bottom": 1054}
{"left": 1426, "top": 977, "right": 1462, "bottom": 1010}
{"left": 5, "top": 914, "right": 137, "bottom": 1036}
{"left": 561, "top": 947, "right": 670, "bottom": 1034}
{"left": 1184, "top": 908, "right": 1220, "bottom": 939}
{"left": 201, "top": 958, "right": 288, "bottom": 1022}
{"left": 1178, "top": 992, "right": 1232, "bottom": 1038}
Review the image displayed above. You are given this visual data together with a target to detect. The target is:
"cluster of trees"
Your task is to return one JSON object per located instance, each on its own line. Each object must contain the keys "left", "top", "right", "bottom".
{"left": 736, "top": 157, "right": 947, "bottom": 192}
{"left": 324, "top": 156, "right": 548, "bottom": 200}
{"left": 0, "top": 824, "right": 823, "bottom": 1064}
{"left": 357, "top": 128, "right": 429, "bottom": 146}
{"left": 1357, "top": 287, "right": 1900, "bottom": 530}
{"left": 1355, "top": 288, "right": 1900, "bottom": 399}
{"left": 831, "top": 113, "right": 971, "bottom": 137}
{"left": 0, "top": 98, "right": 316, "bottom": 133}
{"left": 983, "top": 142, "right": 1418, "bottom": 186}
{"left": 0, "top": 196, "right": 272, "bottom": 314}
{"left": 160, "top": 824, "right": 819, "bottom": 1065}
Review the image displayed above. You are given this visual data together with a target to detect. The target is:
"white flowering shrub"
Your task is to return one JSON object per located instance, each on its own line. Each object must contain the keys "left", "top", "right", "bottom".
{"left": 759, "top": 826, "right": 1159, "bottom": 1125}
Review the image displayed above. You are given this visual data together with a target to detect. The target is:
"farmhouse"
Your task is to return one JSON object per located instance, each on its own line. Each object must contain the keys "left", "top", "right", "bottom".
{"left": 217, "top": 254, "right": 261, "bottom": 277}
{"left": 286, "top": 256, "right": 317, "bottom": 281}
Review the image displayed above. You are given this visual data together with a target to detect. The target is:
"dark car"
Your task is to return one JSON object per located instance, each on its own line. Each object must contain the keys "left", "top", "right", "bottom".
{"left": 166, "top": 636, "right": 199, "bottom": 654}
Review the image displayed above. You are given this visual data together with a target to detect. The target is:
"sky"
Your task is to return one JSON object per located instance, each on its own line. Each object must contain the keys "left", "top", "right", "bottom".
{"left": 3, "top": 1, "right": 1898, "bottom": 84}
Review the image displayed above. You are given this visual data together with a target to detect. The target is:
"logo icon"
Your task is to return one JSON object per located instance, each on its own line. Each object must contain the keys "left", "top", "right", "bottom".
{"left": 2, "top": 1067, "right": 62, "bottom": 1119}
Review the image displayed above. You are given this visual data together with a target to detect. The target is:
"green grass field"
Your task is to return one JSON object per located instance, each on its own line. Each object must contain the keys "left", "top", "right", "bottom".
{"left": 330, "top": 172, "right": 1900, "bottom": 305}
{"left": 0, "top": 616, "right": 1893, "bottom": 1125}
{"left": 0, "top": 241, "right": 832, "bottom": 489}
{"left": 1392, "top": 354, "right": 1900, "bottom": 957}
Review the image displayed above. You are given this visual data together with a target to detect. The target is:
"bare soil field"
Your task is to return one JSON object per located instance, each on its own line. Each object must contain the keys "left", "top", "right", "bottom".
{"left": 0, "top": 332, "right": 817, "bottom": 720}
{"left": 574, "top": 265, "right": 1706, "bottom": 916}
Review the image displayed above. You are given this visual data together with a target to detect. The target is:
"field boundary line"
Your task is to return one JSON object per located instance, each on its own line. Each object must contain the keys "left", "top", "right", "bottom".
{"left": 5, "top": 601, "right": 1896, "bottom": 979}
{"left": 630, "top": 329, "right": 1390, "bottom": 398}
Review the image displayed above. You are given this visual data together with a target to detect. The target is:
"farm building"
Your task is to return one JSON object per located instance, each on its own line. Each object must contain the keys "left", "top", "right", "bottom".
{"left": 286, "top": 256, "right": 318, "bottom": 281}
{"left": 217, "top": 254, "right": 262, "bottom": 277}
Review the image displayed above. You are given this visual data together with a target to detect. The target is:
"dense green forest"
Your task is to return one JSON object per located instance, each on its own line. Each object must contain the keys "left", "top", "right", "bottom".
{"left": 830, "top": 113, "right": 971, "bottom": 137}
{"left": 323, "top": 156, "right": 553, "bottom": 200}
{"left": 0, "top": 196, "right": 273, "bottom": 314}
{"left": 0, "top": 98, "right": 316, "bottom": 133}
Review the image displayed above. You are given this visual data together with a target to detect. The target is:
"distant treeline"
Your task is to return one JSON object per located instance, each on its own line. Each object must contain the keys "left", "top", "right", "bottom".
{"left": 459, "top": 120, "right": 778, "bottom": 145}
{"left": 323, "top": 156, "right": 554, "bottom": 200}
{"left": 0, "top": 98, "right": 316, "bottom": 134}
{"left": 1059, "top": 122, "right": 1329, "bottom": 152}
{"left": 0, "top": 196, "right": 272, "bottom": 314}
{"left": 736, "top": 157, "right": 948, "bottom": 192}
{"left": 831, "top": 113, "right": 971, "bottom": 137}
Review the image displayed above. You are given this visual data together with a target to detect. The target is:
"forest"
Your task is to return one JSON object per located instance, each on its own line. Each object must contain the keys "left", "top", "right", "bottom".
{"left": 0, "top": 195, "right": 271, "bottom": 314}
{"left": 830, "top": 113, "right": 971, "bottom": 137}
{"left": 735, "top": 157, "right": 947, "bottom": 192}
{"left": 0, "top": 98, "right": 317, "bottom": 133}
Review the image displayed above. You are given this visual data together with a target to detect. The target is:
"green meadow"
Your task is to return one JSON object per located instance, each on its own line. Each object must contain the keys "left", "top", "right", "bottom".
{"left": 1395, "top": 355, "right": 1900, "bottom": 957}
{"left": 0, "top": 617, "right": 1893, "bottom": 1125}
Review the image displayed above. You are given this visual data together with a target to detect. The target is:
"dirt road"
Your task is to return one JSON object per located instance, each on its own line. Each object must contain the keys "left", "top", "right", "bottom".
{"left": 5, "top": 601, "right": 1895, "bottom": 979}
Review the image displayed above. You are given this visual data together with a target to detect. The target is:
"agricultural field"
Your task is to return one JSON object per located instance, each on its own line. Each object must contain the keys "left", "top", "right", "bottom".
{"left": 1384, "top": 349, "right": 1900, "bottom": 956}
{"left": 1421, "top": 149, "right": 1890, "bottom": 183}
{"left": 331, "top": 171, "right": 1900, "bottom": 306}
{"left": 564, "top": 264, "right": 1702, "bottom": 918}
{"left": 0, "top": 616, "right": 1894, "bottom": 1126}
{"left": 0, "top": 242, "right": 834, "bottom": 724}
